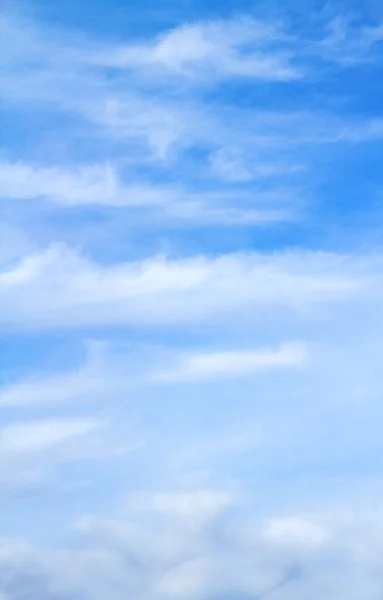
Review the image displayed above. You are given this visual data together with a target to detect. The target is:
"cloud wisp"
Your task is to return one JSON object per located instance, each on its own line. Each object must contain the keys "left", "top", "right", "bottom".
{"left": 0, "top": 244, "right": 373, "bottom": 330}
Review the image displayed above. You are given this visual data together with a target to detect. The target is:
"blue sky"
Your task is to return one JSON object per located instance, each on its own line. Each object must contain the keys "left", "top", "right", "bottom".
{"left": 1, "top": 0, "right": 383, "bottom": 598}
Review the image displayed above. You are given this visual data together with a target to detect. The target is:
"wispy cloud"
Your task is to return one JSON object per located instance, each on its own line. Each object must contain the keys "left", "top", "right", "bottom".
{"left": 1, "top": 2, "right": 383, "bottom": 597}
{"left": 0, "top": 356, "right": 111, "bottom": 407}
{"left": 0, "top": 417, "right": 103, "bottom": 490}
{"left": 89, "top": 17, "right": 301, "bottom": 82}
{"left": 0, "top": 160, "right": 297, "bottom": 225}
{"left": 0, "top": 244, "right": 371, "bottom": 329}
{"left": 0, "top": 161, "right": 167, "bottom": 207}
{"left": 316, "top": 16, "right": 383, "bottom": 65}
{"left": 153, "top": 343, "right": 307, "bottom": 382}
{"left": 2, "top": 10, "right": 382, "bottom": 163}
{"left": 0, "top": 418, "right": 100, "bottom": 455}
{"left": 0, "top": 341, "right": 305, "bottom": 406}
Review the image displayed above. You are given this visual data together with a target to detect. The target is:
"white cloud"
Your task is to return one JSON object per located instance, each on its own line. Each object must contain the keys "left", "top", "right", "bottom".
{"left": 0, "top": 363, "right": 108, "bottom": 407}
{"left": 0, "top": 418, "right": 100, "bottom": 455}
{"left": 1, "top": 493, "right": 383, "bottom": 599}
{"left": 0, "top": 161, "right": 173, "bottom": 207}
{"left": 94, "top": 18, "right": 300, "bottom": 82}
{"left": 0, "top": 244, "right": 371, "bottom": 330}
{"left": 0, "top": 413, "right": 141, "bottom": 492}
{"left": 0, "top": 159, "right": 297, "bottom": 225}
{"left": 0, "top": 342, "right": 305, "bottom": 406}
{"left": 0, "top": 338, "right": 149, "bottom": 408}
{"left": 316, "top": 16, "right": 383, "bottom": 65}
{"left": 124, "top": 489, "right": 234, "bottom": 526}
{"left": 0, "top": 14, "right": 298, "bottom": 166}
{"left": 0, "top": 417, "right": 102, "bottom": 491}
{"left": 85, "top": 15, "right": 383, "bottom": 81}
{"left": 209, "top": 146, "right": 305, "bottom": 183}
{"left": 3, "top": 10, "right": 383, "bottom": 167}
{"left": 72, "top": 89, "right": 383, "bottom": 166}
{"left": 153, "top": 343, "right": 307, "bottom": 383}
{"left": 262, "top": 515, "right": 331, "bottom": 548}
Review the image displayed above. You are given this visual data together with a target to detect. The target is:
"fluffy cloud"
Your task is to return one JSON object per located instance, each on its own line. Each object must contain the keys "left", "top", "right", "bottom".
{"left": 0, "top": 491, "right": 382, "bottom": 599}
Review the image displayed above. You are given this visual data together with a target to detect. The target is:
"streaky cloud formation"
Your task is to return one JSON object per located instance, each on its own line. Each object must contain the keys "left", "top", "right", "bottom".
{"left": 88, "top": 17, "right": 302, "bottom": 81}
{"left": 1, "top": 0, "right": 383, "bottom": 598}
{"left": 152, "top": 342, "right": 307, "bottom": 382}
{"left": 0, "top": 244, "right": 373, "bottom": 329}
